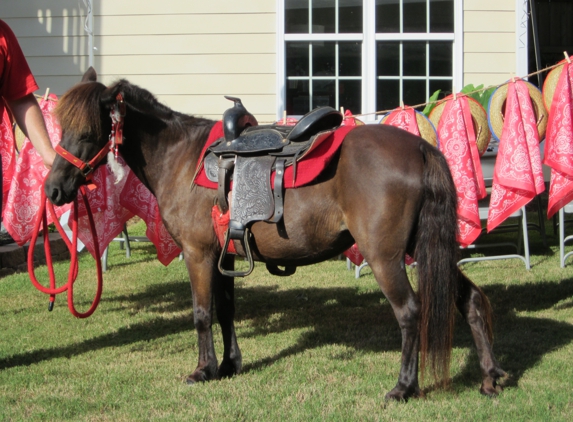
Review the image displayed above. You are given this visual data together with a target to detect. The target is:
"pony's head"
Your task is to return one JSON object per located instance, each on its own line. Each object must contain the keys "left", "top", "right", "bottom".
{"left": 44, "top": 67, "right": 115, "bottom": 205}
{"left": 46, "top": 67, "right": 171, "bottom": 205}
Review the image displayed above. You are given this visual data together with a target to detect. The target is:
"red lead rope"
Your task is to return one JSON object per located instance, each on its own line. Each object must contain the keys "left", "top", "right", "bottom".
{"left": 28, "top": 181, "right": 104, "bottom": 318}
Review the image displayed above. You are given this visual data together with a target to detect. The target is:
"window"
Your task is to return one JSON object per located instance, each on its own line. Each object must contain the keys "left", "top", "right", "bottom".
{"left": 284, "top": 0, "right": 364, "bottom": 115}
{"left": 279, "top": 0, "right": 461, "bottom": 120}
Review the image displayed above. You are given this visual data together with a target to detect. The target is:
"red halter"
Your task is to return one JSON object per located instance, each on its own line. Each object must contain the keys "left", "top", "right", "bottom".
{"left": 55, "top": 141, "right": 111, "bottom": 180}
{"left": 54, "top": 93, "right": 125, "bottom": 180}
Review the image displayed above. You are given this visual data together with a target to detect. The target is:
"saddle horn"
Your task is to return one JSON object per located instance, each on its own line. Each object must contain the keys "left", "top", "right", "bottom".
{"left": 223, "top": 96, "right": 258, "bottom": 142}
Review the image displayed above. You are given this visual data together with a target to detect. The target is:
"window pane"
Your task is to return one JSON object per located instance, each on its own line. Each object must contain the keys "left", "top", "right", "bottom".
{"left": 312, "top": 42, "right": 336, "bottom": 76}
{"left": 287, "top": 80, "right": 311, "bottom": 115}
{"left": 312, "top": 0, "right": 335, "bottom": 33}
{"left": 339, "top": 80, "right": 362, "bottom": 113}
{"left": 403, "top": 42, "right": 426, "bottom": 76}
{"left": 376, "top": 0, "right": 399, "bottom": 33}
{"left": 286, "top": 0, "right": 309, "bottom": 33}
{"left": 377, "top": 42, "right": 400, "bottom": 76}
{"left": 429, "top": 79, "right": 452, "bottom": 100}
{"left": 313, "top": 79, "right": 336, "bottom": 109}
{"left": 403, "top": 79, "right": 427, "bottom": 105}
{"left": 429, "top": 42, "right": 452, "bottom": 77}
{"left": 339, "top": 42, "right": 362, "bottom": 76}
{"left": 430, "top": 0, "right": 454, "bottom": 33}
{"left": 339, "top": 0, "right": 363, "bottom": 33}
{"left": 286, "top": 42, "right": 310, "bottom": 77}
{"left": 377, "top": 79, "right": 400, "bottom": 111}
{"left": 403, "top": 0, "right": 427, "bottom": 33}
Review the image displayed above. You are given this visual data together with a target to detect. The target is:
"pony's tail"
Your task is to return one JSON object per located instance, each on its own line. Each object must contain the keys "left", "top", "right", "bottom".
{"left": 414, "top": 142, "right": 460, "bottom": 388}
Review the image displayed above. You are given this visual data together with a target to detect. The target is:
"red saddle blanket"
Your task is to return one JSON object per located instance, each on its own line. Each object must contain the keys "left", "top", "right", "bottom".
{"left": 194, "top": 121, "right": 355, "bottom": 190}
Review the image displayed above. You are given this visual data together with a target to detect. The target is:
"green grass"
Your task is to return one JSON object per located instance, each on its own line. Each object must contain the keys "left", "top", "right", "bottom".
{"left": 1, "top": 216, "right": 573, "bottom": 421}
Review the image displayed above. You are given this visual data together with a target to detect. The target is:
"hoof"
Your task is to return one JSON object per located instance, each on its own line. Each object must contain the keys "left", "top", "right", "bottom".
{"left": 480, "top": 368, "right": 508, "bottom": 397}
{"left": 185, "top": 368, "right": 213, "bottom": 385}
{"left": 385, "top": 384, "right": 422, "bottom": 402}
{"left": 217, "top": 359, "right": 241, "bottom": 379}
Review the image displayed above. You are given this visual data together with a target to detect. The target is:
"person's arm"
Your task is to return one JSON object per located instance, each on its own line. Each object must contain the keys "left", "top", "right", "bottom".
{"left": 7, "top": 93, "right": 56, "bottom": 168}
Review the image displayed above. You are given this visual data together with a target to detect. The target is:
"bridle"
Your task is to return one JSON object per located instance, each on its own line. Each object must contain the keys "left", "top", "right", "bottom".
{"left": 54, "top": 93, "right": 126, "bottom": 180}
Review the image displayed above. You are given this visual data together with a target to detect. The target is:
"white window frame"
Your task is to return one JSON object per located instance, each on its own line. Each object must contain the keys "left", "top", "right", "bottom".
{"left": 276, "top": 0, "right": 463, "bottom": 122}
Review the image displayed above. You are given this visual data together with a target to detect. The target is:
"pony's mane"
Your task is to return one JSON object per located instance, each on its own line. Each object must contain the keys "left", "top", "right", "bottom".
{"left": 110, "top": 79, "right": 174, "bottom": 120}
{"left": 54, "top": 81, "right": 106, "bottom": 140}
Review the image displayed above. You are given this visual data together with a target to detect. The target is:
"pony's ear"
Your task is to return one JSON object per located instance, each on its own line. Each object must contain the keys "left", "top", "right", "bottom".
{"left": 81, "top": 67, "right": 98, "bottom": 82}
{"left": 100, "top": 80, "right": 125, "bottom": 107}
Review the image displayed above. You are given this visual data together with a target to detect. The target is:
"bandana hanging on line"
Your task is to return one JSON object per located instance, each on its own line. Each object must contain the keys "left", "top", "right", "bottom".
{"left": 437, "top": 96, "right": 486, "bottom": 247}
{"left": 487, "top": 80, "right": 545, "bottom": 232}
{"left": 544, "top": 61, "right": 573, "bottom": 218}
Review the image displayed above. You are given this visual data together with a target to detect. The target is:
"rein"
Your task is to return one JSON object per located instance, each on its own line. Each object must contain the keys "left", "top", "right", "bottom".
{"left": 27, "top": 93, "right": 126, "bottom": 317}
{"left": 28, "top": 183, "right": 103, "bottom": 318}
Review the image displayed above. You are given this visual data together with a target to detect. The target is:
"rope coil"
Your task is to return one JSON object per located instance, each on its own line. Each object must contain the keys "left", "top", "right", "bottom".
{"left": 28, "top": 182, "right": 104, "bottom": 318}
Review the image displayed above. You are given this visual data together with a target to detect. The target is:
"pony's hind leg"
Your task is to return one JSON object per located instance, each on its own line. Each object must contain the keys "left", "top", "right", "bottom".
{"left": 213, "top": 255, "right": 242, "bottom": 378}
{"left": 456, "top": 270, "right": 507, "bottom": 396}
{"left": 369, "top": 259, "right": 422, "bottom": 401}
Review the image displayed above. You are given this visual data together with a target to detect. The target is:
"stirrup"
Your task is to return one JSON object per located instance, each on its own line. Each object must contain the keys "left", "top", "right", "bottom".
{"left": 218, "top": 226, "right": 255, "bottom": 277}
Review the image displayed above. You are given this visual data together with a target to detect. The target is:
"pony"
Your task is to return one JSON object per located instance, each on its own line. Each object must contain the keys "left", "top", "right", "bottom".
{"left": 44, "top": 68, "right": 506, "bottom": 400}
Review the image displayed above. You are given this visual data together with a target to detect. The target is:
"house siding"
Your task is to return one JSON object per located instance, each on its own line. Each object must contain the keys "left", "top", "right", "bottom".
{"left": 1, "top": 0, "right": 277, "bottom": 121}
{"left": 464, "top": 0, "right": 517, "bottom": 87}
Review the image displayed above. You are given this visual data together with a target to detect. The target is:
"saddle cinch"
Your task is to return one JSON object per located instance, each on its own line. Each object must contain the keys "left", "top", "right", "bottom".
{"left": 205, "top": 96, "right": 343, "bottom": 277}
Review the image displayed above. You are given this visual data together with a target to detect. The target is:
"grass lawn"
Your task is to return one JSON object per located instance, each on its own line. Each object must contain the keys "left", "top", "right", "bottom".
{"left": 1, "top": 215, "right": 573, "bottom": 421}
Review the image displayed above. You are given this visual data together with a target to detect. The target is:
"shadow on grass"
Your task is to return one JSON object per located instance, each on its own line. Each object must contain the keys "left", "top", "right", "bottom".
{"left": 2, "top": 275, "right": 573, "bottom": 395}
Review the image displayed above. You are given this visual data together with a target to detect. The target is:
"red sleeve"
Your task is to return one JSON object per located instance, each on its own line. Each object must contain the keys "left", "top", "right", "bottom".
{"left": 0, "top": 19, "right": 39, "bottom": 101}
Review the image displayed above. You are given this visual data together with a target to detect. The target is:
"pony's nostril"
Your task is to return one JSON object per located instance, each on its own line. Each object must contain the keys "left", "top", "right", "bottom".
{"left": 46, "top": 186, "right": 61, "bottom": 205}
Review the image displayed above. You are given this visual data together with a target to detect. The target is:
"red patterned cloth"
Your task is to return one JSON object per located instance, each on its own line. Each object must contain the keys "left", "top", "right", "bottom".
{"left": 487, "top": 80, "right": 545, "bottom": 231}
{"left": 381, "top": 107, "right": 421, "bottom": 136}
{"left": 1, "top": 108, "right": 16, "bottom": 214}
{"left": 344, "top": 243, "right": 363, "bottom": 266}
{"left": 3, "top": 95, "right": 71, "bottom": 241}
{"left": 211, "top": 205, "right": 236, "bottom": 254}
{"left": 437, "top": 96, "right": 486, "bottom": 247}
{"left": 544, "top": 61, "right": 573, "bottom": 218}
{"left": 65, "top": 157, "right": 182, "bottom": 265}
{"left": 3, "top": 94, "right": 181, "bottom": 265}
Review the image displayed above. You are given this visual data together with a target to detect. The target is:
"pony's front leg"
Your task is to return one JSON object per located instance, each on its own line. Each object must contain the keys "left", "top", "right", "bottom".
{"left": 457, "top": 271, "right": 507, "bottom": 396}
{"left": 185, "top": 254, "right": 219, "bottom": 384}
{"left": 214, "top": 255, "right": 242, "bottom": 378}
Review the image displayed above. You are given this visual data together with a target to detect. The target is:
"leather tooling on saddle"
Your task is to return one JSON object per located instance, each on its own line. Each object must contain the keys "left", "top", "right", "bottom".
{"left": 203, "top": 96, "right": 344, "bottom": 278}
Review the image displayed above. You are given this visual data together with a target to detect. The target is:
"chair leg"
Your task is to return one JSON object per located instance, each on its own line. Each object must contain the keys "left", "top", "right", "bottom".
{"left": 535, "top": 195, "right": 547, "bottom": 247}
{"left": 560, "top": 208, "right": 565, "bottom": 268}
{"left": 521, "top": 206, "right": 530, "bottom": 270}
{"left": 102, "top": 246, "right": 109, "bottom": 272}
{"left": 122, "top": 224, "right": 132, "bottom": 258}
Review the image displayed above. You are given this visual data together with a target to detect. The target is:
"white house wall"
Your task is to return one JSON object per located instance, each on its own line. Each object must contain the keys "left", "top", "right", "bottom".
{"left": 2, "top": 1, "right": 524, "bottom": 119}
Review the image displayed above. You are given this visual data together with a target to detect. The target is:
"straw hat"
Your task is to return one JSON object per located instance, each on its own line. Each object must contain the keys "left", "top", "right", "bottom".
{"left": 542, "top": 59, "right": 568, "bottom": 112}
{"left": 380, "top": 109, "right": 438, "bottom": 147}
{"left": 429, "top": 96, "right": 491, "bottom": 155}
{"left": 488, "top": 80, "right": 547, "bottom": 141}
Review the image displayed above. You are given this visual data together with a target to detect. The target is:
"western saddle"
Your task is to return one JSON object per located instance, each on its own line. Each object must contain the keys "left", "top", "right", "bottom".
{"left": 205, "top": 96, "right": 343, "bottom": 277}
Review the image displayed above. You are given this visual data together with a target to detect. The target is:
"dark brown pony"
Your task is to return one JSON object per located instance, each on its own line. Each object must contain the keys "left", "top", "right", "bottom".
{"left": 45, "top": 68, "right": 506, "bottom": 400}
